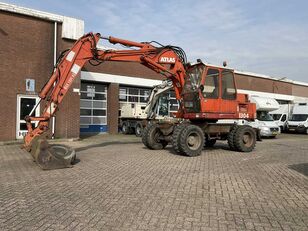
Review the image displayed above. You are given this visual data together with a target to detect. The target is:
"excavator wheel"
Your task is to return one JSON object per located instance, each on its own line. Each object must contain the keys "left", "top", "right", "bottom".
{"left": 227, "top": 125, "right": 238, "bottom": 151}
{"left": 233, "top": 125, "right": 256, "bottom": 152}
{"left": 142, "top": 123, "right": 168, "bottom": 150}
{"left": 29, "top": 136, "right": 76, "bottom": 170}
{"left": 171, "top": 123, "right": 187, "bottom": 154}
{"left": 141, "top": 124, "right": 151, "bottom": 148}
{"left": 178, "top": 124, "right": 205, "bottom": 157}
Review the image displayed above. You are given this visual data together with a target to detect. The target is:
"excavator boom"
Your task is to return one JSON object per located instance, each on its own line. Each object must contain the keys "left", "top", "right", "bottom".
{"left": 24, "top": 32, "right": 257, "bottom": 169}
{"left": 24, "top": 32, "right": 187, "bottom": 169}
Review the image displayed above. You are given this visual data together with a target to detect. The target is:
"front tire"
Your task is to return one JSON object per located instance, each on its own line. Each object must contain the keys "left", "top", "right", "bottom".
{"left": 171, "top": 123, "right": 187, "bottom": 153}
{"left": 179, "top": 125, "right": 205, "bottom": 157}
{"left": 142, "top": 123, "right": 168, "bottom": 150}
{"left": 234, "top": 125, "right": 256, "bottom": 152}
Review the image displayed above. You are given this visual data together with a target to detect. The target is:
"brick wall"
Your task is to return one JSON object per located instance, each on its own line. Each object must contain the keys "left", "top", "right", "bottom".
{"left": 107, "top": 83, "right": 119, "bottom": 134}
{"left": 0, "top": 11, "right": 79, "bottom": 141}
{"left": 54, "top": 24, "right": 80, "bottom": 139}
{"left": 234, "top": 73, "right": 294, "bottom": 95}
{"left": 83, "top": 61, "right": 164, "bottom": 81}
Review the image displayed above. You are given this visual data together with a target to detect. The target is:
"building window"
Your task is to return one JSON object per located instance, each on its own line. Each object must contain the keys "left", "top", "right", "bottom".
{"left": 119, "top": 86, "right": 151, "bottom": 109}
{"left": 119, "top": 86, "right": 179, "bottom": 118}
{"left": 80, "top": 82, "right": 107, "bottom": 131}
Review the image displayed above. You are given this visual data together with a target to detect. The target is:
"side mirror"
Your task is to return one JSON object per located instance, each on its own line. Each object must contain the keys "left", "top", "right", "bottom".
{"left": 199, "top": 85, "right": 204, "bottom": 91}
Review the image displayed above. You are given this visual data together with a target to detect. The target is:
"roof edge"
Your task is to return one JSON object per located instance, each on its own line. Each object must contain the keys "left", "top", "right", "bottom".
{"left": 0, "top": 2, "right": 63, "bottom": 22}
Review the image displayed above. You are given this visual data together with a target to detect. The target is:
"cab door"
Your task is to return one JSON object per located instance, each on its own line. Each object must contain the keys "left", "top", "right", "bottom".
{"left": 200, "top": 67, "right": 220, "bottom": 113}
{"left": 219, "top": 69, "right": 237, "bottom": 114}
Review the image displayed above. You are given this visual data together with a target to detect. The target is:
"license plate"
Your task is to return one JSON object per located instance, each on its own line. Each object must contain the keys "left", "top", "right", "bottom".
{"left": 272, "top": 131, "right": 278, "bottom": 135}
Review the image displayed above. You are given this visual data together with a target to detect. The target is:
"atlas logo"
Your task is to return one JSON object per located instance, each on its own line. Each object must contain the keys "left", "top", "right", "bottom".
{"left": 159, "top": 57, "right": 176, "bottom": 63}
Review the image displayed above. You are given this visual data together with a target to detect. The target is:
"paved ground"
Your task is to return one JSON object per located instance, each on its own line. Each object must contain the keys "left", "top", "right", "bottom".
{"left": 0, "top": 133, "right": 307, "bottom": 231}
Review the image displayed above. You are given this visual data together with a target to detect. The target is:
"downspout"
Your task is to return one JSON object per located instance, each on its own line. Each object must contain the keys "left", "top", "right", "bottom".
{"left": 51, "top": 21, "right": 57, "bottom": 139}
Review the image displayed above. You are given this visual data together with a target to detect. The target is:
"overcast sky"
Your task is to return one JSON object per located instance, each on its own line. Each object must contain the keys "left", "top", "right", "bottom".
{"left": 3, "top": 0, "right": 308, "bottom": 82}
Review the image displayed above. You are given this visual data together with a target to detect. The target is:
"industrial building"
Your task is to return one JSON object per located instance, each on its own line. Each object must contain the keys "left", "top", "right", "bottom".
{"left": 1, "top": 2, "right": 308, "bottom": 142}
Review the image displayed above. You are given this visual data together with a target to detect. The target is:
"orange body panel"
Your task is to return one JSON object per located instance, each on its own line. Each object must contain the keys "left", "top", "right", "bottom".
{"left": 24, "top": 32, "right": 256, "bottom": 150}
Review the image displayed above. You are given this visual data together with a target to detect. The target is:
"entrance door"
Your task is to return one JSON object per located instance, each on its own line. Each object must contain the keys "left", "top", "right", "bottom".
{"left": 16, "top": 95, "right": 40, "bottom": 139}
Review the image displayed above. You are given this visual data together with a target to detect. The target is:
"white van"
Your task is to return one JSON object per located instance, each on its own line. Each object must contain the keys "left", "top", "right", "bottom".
{"left": 218, "top": 97, "right": 280, "bottom": 137}
{"left": 270, "top": 104, "right": 291, "bottom": 132}
{"left": 286, "top": 103, "right": 308, "bottom": 134}
{"left": 249, "top": 96, "right": 280, "bottom": 137}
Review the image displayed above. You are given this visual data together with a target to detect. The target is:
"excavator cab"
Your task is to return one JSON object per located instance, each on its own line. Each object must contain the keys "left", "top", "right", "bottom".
{"left": 182, "top": 62, "right": 245, "bottom": 120}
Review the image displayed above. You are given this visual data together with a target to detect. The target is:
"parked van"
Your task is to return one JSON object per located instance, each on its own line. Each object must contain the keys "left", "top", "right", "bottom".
{"left": 249, "top": 96, "right": 280, "bottom": 137}
{"left": 218, "top": 96, "right": 280, "bottom": 137}
{"left": 270, "top": 104, "right": 292, "bottom": 132}
{"left": 286, "top": 103, "right": 308, "bottom": 134}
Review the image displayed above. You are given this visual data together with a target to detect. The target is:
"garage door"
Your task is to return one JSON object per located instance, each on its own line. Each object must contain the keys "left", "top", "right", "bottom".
{"left": 80, "top": 81, "right": 107, "bottom": 133}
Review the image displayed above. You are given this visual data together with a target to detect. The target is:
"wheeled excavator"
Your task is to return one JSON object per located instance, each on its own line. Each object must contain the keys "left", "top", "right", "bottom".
{"left": 120, "top": 80, "right": 176, "bottom": 136}
{"left": 23, "top": 32, "right": 257, "bottom": 170}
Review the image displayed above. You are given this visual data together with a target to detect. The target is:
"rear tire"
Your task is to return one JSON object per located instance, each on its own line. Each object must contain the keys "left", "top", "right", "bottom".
{"left": 142, "top": 123, "right": 168, "bottom": 150}
{"left": 122, "top": 121, "right": 130, "bottom": 134}
{"left": 227, "top": 126, "right": 238, "bottom": 151}
{"left": 135, "top": 123, "right": 143, "bottom": 137}
{"left": 171, "top": 123, "right": 187, "bottom": 153}
{"left": 179, "top": 125, "right": 205, "bottom": 157}
{"left": 234, "top": 125, "right": 256, "bottom": 152}
{"left": 142, "top": 125, "right": 150, "bottom": 147}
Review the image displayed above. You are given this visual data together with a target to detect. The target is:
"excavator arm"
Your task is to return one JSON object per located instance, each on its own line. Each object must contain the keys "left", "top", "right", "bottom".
{"left": 24, "top": 32, "right": 187, "bottom": 169}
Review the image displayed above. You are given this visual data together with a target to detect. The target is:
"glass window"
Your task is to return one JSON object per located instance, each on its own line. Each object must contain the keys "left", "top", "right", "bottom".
{"left": 168, "top": 90, "right": 179, "bottom": 117}
{"left": 290, "top": 114, "right": 308, "bottom": 121}
{"left": 93, "top": 109, "right": 106, "bottom": 116}
{"left": 202, "top": 69, "right": 219, "bottom": 99}
{"left": 281, "top": 114, "right": 287, "bottom": 122}
{"left": 128, "top": 96, "right": 138, "bottom": 102}
{"left": 80, "top": 81, "right": 107, "bottom": 126}
{"left": 119, "top": 86, "right": 151, "bottom": 114}
{"left": 271, "top": 114, "right": 282, "bottom": 121}
{"left": 80, "top": 109, "right": 92, "bottom": 116}
{"left": 81, "top": 82, "right": 106, "bottom": 93}
{"left": 129, "top": 88, "right": 139, "bottom": 95}
{"left": 221, "top": 70, "right": 236, "bottom": 100}
{"left": 20, "top": 98, "right": 36, "bottom": 119}
{"left": 257, "top": 111, "right": 274, "bottom": 121}
{"left": 183, "top": 65, "right": 204, "bottom": 93}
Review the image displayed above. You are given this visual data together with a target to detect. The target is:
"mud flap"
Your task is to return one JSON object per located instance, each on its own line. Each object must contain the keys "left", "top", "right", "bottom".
{"left": 30, "top": 138, "right": 76, "bottom": 170}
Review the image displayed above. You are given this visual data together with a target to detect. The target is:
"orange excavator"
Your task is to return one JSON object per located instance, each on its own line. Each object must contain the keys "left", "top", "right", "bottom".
{"left": 24, "top": 32, "right": 257, "bottom": 170}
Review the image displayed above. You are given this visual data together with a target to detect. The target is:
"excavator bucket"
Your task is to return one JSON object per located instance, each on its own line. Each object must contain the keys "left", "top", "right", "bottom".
{"left": 28, "top": 136, "right": 76, "bottom": 170}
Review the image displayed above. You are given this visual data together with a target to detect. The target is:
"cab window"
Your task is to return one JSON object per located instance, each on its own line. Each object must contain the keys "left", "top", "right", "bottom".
{"left": 221, "top": 70, "right": 236, "bottom": 100}
{"left": 202, "top": 69, "right": 219, "bottom": 99}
